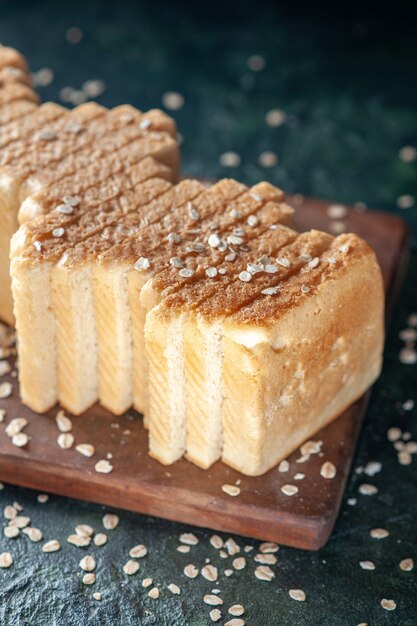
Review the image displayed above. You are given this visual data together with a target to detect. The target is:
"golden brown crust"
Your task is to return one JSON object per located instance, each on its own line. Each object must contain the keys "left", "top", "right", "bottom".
{"left": 231, "top": 233, "right": 374, "bottom": 324}
{"left": 0, "top": 82, "right": 39, "bottom": 106}
{"left": 0, "top": 65, "right": 32, "bottom": 87}
{"left": 0, "top": 100, "right": 37, "bottom": 126}
{"left": 1, "top": 103, "right": 178, "bottom": 190}
{"left": 0, "top": 103, "right": 64, "bottom": 150}
{"left": 24, "top": 155, "right": 171, "bottom": 217}
{"left": 17, "top": 178, "right": 173, "bottom": 262}
{"left": 0, "top": 47, "right": 30, "bottom": 71}
{"left": 0, "top": 102, "right": 106, "bottom": 169}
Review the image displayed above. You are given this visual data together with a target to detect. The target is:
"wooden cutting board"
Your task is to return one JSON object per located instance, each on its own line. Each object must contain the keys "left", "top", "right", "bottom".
{"left": 0, "top": 197, "right": 410, "bottom": 550}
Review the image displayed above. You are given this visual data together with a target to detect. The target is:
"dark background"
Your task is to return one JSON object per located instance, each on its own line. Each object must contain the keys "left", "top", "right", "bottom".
{"left": 0, "top": 1, "right": 416, "bottom": 624}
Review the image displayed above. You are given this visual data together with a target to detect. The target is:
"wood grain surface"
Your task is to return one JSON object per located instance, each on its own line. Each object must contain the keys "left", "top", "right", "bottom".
{"left": 0, "top": 197, "right": 410, "bottom": 550}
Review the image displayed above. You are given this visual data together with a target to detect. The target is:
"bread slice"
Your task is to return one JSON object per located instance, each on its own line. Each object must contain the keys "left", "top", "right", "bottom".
{"left": 1, "top": 103, "right": 179, "bottom": 324}
{"left": 0, "top": 46, "right": 39, "bottom": 106}
{"left": 145, "top": 226, "right": 384, "bottom": 475}
{"left": 10, "top": 168, "right": 174, "bottom": 415}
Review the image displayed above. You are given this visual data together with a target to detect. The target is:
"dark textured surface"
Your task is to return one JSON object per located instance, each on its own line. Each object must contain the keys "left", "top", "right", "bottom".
{"left": 0, "top": 2, "right": 416, "bottom": 624}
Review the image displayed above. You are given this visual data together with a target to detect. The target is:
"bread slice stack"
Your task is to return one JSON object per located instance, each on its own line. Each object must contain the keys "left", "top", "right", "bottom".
{"left": 0, "top": 88, "right": 179, "bottom": 325}
{"left": 0, "top": 46, "right": 40, "bottom": 324}
{"left": 11, "top": 171, "right": 384, "bottom": 474}
{"left": 145, "top": 225, "right": 384, "bottom": 475}
{"left": 6, "top": 46, "right": 384, "bottom": 476}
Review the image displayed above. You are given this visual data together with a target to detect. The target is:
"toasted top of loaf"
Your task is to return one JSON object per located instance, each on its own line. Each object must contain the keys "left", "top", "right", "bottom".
{"left": 12, "top": 179, "right": 292, "bottom": 275}
{"left": 11, "top": 174, "right": 378, "bottom": 327}
{"left": 0, "top": 99, "right": 37, "bottom": 126}
{"left": 0, "top": 46, "right": 30, "bottom": 71}
{"left": 0, "top": 65, "right": 32, "bottom": 87}
{"left": 0, "top": 81, "right": 39, "bottom": 106}
{"left": 0, "top": 102, "right": 64, "bottom": 150}
{"left": 0, "top": 103, "right": 177, "bottom": 191}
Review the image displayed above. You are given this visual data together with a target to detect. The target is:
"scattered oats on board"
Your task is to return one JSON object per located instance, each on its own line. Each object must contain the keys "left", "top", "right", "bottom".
{"left": 278, "top": 460, "right": 289, "bottom": 472}
{"left": 95, "top": 460, "right": 113, "bottom": 474}
{"left": 9, "top": 516, "right": 30, "bottom": 528}
{"left": 232, "top": 557, "right": 246, "bottom": 570}
{"left": 396, "top": 194, "right": 414, "bottom": 209}
{"left": 387, "top": 427, "right": 402, "bottom": 442}
{"left": 381, "top": 599, "right": 396, "bottom": 611}
{"left": 93, "top": 533, "right": 107, "bottom": 547}
{"left": 57, "top": 433, "right": 74, "bottom": 449}
{"left": 370, "top": 528, "right": 389, "bottom": 539}
{"left": 123, "top": 560, "right": 140, "bottom": 576}
{"left": 259, "top": 542, "right": 279, "bottom": 554}
{"left": 177, "top": 545, "right": 190, "bottom": 553}
{"left": 204, "top": 595, "right": 223, "bottom": 606}
{"left": 167, "top": 583, "right": 181, "bottom": 595}
{"left": 79, "top": 556, "right": 96, "bottom": 572}
{"left": 258, "top": 151, "right": 278, "bottom": 167}
{"left": 281, "top": 484, "right": 298, "bottom": 496}
{"left": 184, "top": 564, "right": 199, "bottom": 579}
{"left": 5, "top": 417, "right": 27, "bottom": 437}
{"left": 142, "top": 578, "right": 153, "bottom": 588}
{"left": 102, "top": 513, "right": 119, "bottom": 530}
{"left": 42, "top": 540, "right": 61, "bottom": 553}
{"left": 254, "top": 553, "right": 277, "bottom": 565}
{"left": 327, "top": 204, "right": 347, "bottom": 219}
{"left": 399, "top": 348, "right": 417, "bottom": 364}
{"left": 363, "top": 461, "right": 382, "bottom": 477}
{"left": 66, "top": 26, "right": 83, "bottom": 44}
{"left": 55, "top": 411, "right": 72, "bottom": 432}
{"left": 225, "top": 620, "right": 245, "bottom": 626}
{"left": 248, "top": 53, "right": 265, "bottom": 71}
{"left": 12, "top": 432, "right": 29, "bottom": 448}
{"left": 289, "top": 589, "right": 306, "bottom": 602}
{"left": 229, "top": 605, "right": 245, "bottom": 616}
{"left": 225, "top": 538, "right": 240, "bottom": 556}
{"left": 82, "top": 79, "right": 106, "bottom": 98}
{"left": 320, "top": 461, "right": 337, "bottom": 479}
{"left": 219, "top": 152, "right": 241, "bottom": 168}
{"left": 129, "top": 545, "right": 147, "bottom": 558}
{"left": 399, "top": 558, "right": 414, "bottom": 571}
{"left": 4, "top": 527, "right": 19, "bottom": 539}
{"left": 265, "top": 108, "right": 286, "bottom": 127}
{"left": 37, "top": 494, "right": 49, "bottom": 504}
{"left": 359, "top": 561, "right": 375, "bottom": 571}
{"left": 224, "top": 569, "right": 233, "bottom": 577}
{"left": 67, "top": 534, "right": 91, "bottom": 547}
{"left": 179, "top": 532, "right": 198, "bottom": 545}
{"left": 358, "top": 484, "right": 378, "bottom": 496}
{"left": 210, "top": 608, "right": 222, "bottom": 622}
{"left": 399, "top": 145, "right": 417, "bottom": 162}
{"left": 222, "top": 484, "right": 241, "bottom": 497}
{"left": 148, "top": 587, "right": 159, "bottom": 600}
{"left": 23, "top": 527, "right": 42, "bottom": 542}
{"left": 83, "top": 573, "right": 96, "bottom": 585}
{"left": 0, "top": 361, "right": 11, "bottom": 376}
{"left": 75, "top": 524, "right": 94, "bottom": 538}
{"left": 294, "top": 473, "right": 305, "bottom": 480}
{"left": 0, "top": 382, "right": 13, "bottom": 399}
{"left": 4, "top": 505, "right": 17, "bottom": 520}
{"left": 162, "top": 91, "right": 184, "bottom": 111}
{"left": 0, "top": 409, "right": 5, "bottom": 423}
{"left": 75, "top": 443, "right": 95, "bottom": 457}
{"left": 202, "top": 564, "right": 218, "bottom": 582}
{"left": 398, "top": 451, "right": 412, "bottom": 465}
{"left": 210, "top": 535, "right": 224, "bottom": 549}
{"left": 0, "top": 552, "right": 13, "bottom": 568}
{"left": 254, "top": 565, "right": 275, "bottom": 581}
{"left": 93, "top": 592, "right": 102, "bottom": 601}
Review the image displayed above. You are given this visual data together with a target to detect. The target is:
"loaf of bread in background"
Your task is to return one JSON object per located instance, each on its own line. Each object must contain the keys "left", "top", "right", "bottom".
{"left": 0, "top": 94, "right": 179, "bottom": 325}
